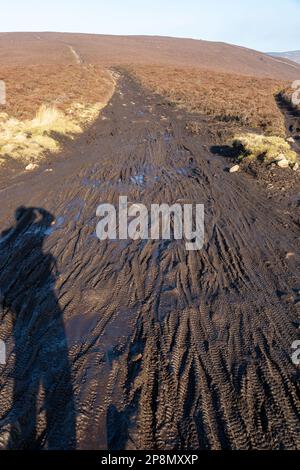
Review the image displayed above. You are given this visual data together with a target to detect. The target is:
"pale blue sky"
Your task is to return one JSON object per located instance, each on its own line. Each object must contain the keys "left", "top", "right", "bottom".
{"left": 0, "top": 0, "right": 299, "bottom": 52}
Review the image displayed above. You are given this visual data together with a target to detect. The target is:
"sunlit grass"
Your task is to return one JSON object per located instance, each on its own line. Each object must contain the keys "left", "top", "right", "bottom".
{"left": 0, "top": 65, "right": 116, "bottom": 167}
{"left": 0, "top": 104, "right": 81, "bottom": 164}
{"left": 232, "top": 133, "right": 298, "bottom": 164}
{"left": 0, "top": 97, "right": 114, "bottom": 167}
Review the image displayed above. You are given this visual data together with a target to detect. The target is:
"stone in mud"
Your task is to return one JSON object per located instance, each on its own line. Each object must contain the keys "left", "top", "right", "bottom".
{"left": 25, "top": 163, "right": 38, "bottom": 171}
{"left": 275, "top": 154, "right": 287, "bottom": 161}
{"left": 287, "top": 137, "right": 295, "bottom": 143}
{"left": 229, "top": 165, "right": 240, "bottom": 173}
{"left": 132, "top": 353, "right": 143, "bottom": 362}
{"left": 277, "top": 159, "right": 289, "bottom": 168}
{"left": 293, "top": 162, "right": 299, "bottom": 171}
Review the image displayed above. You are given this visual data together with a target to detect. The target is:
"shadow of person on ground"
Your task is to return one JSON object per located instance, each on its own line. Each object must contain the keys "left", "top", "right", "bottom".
{"left": 0, "top": 207, "right": 76, "bottom": 449}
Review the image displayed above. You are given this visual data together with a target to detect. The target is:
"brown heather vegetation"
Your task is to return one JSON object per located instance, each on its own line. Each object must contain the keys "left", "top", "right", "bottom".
{"left": 0, "top": 34, "right": 298, "bottom": 168}
{"left": 0, "top": 65, "right": 115, "bottom": 165}
{"left": 0, "top": 64, "right": 114, "bottom": 120}
{"left": 1, "top": 33, "right": 300, "bottom": 81}
{"left": 130, "top": 65, "right": 288, "bottom": 137}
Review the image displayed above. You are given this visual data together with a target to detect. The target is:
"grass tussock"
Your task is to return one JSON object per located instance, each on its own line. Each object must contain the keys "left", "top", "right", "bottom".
{"left": 0, "top": 101, "right": 111, "bottom": 165}
{"left": 0, "top": 65, "right": 115, "bottom": 166}
{"left": 232, "top": 133, "right": 298, "bottom": 164}
{"left": 130, "top": 66, "right": 287, "bottom": 137}
{"left": 0, "top": 105, "right": 78, "bottom": 164}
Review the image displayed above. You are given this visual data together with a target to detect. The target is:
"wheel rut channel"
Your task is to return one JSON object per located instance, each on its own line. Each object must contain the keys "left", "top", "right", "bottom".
{"left": 0, "top": 72, "right": 300, "bottom": 450}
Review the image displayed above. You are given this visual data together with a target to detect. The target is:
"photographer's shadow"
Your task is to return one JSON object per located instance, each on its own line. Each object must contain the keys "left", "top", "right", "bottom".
{"left": 0, "top": 207, "right": 76, "bottom": 450}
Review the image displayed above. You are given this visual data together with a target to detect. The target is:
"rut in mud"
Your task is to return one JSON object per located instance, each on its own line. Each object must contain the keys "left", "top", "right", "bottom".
{"left": 0, "top": 73, "right": 300, "bottom": 450}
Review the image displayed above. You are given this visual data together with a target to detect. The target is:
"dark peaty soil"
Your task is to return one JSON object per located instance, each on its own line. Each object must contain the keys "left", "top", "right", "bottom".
{"left": 0, "top": 73, "right": 300, "bottom": 450}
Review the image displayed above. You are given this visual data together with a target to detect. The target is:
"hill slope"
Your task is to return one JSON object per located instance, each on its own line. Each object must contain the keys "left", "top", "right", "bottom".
{"left": 269, "top": 51, "right": 300, "bottom": 65}
{"left": 0, "top": 32, "right": 300, "bottom": 79}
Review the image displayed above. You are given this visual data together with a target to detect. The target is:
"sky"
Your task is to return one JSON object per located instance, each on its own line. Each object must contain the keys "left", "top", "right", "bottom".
{"left": 0, "top": 0, "right": 299, "bottom": 52}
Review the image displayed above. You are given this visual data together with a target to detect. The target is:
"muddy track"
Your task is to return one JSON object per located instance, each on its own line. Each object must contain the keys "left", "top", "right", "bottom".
{"left": 0, "top": 73, "right": 300, "bottom": 450}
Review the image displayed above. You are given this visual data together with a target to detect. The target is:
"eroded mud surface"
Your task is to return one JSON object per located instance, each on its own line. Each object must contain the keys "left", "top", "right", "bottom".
{"left": 0, "top": 74, "right": 300, "bottom": 450}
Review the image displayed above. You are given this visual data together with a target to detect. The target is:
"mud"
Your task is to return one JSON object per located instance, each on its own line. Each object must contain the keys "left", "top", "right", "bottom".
{"left": 0, "top": 73, "right": 300, "bottom": 450}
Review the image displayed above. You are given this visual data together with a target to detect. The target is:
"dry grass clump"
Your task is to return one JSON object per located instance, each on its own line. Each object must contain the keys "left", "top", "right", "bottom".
{"left": 130, "top": 65, "right": 287, "bottom": 136}
{"left": 232, "top": 133, "right": 297, "bottom": 164}
{"left": 0, "top": 105, "right": 79, "bottom": 164}
{"left": 0, "top": 65, "right": 115, "bottom": 166}
{"left": 0, "top": 102, "right": 111, "bottom": 165}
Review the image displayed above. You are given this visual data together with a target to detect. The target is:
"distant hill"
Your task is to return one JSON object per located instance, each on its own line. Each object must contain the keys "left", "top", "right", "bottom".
{"left": 268, "top": 51, "right": 300, "bottom": 65}
{"left": 0, "top": 32, "right": 300, "bottom": 80}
